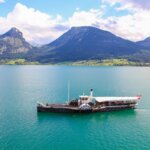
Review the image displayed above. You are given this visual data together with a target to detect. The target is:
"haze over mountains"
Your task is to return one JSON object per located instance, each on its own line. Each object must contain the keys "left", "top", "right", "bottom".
{"left": 0, "top": 26, "right": 150, "bottom": 63}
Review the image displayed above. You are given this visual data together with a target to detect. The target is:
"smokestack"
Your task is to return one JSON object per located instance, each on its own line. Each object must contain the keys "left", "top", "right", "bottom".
{"left": 90, "top": 89, "right": 93, "bottom": 97}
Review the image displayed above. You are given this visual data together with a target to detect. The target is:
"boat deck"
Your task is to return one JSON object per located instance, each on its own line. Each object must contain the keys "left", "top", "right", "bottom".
{"left": 45, "top": 104, "right": 79, "bottom": 109}
{"left": 37, "top": 103, "right": 135, "bottom": 113}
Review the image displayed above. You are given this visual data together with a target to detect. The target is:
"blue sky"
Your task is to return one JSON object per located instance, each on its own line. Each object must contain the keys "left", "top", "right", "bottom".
{"left": 0, "top": 0, "right": 130, "bottom": 18}
{"left": 0, "top": 0, "right": 101, "bottom": 17}
{"left": 0, "top": 0, "right": 150, "bottom": 45}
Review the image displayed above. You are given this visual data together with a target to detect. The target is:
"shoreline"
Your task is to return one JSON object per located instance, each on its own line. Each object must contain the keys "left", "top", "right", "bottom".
{"left": 0, "top": 63, "right": 150, "bottom": 67}
{"left": 0, "top": 58, "right": 150, "bottom": 67}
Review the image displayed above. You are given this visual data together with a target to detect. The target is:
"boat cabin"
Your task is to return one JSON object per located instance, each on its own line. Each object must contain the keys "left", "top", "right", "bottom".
{"left": 79, "top": 89, "right": 94, "bottom": 104}
{"left": 93, "top": 96, "right": 141, "bottom": 108}
{"left": 79, "top": 95, "right": 90, "bottom": 103}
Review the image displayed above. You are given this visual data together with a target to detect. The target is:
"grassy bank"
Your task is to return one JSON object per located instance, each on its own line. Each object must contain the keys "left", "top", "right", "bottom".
{"left": 0, "top": 59, "right": 40, "bottom": 65}
{"left": 0, "top": 58, "right": 150, "bottom": 66}
{"left": 58, "top": 59, "right": 150, "bottom": 66}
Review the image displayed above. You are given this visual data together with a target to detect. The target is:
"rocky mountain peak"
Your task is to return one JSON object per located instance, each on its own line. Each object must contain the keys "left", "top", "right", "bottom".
{"left": 2, "top": 27, "right": 23, "bottom": 38}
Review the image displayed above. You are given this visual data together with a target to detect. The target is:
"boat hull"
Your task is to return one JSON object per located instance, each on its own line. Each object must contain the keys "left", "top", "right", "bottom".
{"left": 37, "top": 105, "right": 135, "bottom": 113}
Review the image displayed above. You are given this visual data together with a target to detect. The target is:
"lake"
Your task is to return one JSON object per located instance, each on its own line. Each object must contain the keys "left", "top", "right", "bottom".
{"left": 0, "top": 65, "right": 150, "bottom": 150}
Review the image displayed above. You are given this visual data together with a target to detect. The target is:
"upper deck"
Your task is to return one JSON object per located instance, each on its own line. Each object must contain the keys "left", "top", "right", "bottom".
{"left": 94, "top": 96, "right": 141, "bottom": 103}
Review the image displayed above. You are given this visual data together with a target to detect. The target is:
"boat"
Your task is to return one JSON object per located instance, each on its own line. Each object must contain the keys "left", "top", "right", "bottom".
{"left": 37, "top": 88, "right": 142, "bottom": 113}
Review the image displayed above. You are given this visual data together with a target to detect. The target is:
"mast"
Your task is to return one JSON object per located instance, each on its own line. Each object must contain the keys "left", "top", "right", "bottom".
{"left": 83, "top": 91, "right": 85, "bottom": 96}
{"left": 68, "top": 81, "right": 70, "bottom": 103}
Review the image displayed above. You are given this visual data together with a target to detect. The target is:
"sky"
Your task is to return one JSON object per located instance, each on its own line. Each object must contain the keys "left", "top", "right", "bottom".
{"left": 0, "top": 0, "right": 150, "bottom": 45}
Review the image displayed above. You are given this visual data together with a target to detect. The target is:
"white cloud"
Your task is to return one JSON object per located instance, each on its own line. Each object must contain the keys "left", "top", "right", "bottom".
{"left": 0, "top": 3, "right": 68, "bottom": 45}
{"left": 68, "top": 9, "right": 103, "bottom": 27}
{"left": 101, "top": 11, "right": 150, "bottom": 41}
{"left": 103, "top": 0, "right": 150, "bottom": 10}
{"left": 67, "top": 6, "right": 150, "bottom": 41}
{"left": 0, "top": 2, "right": 150, "bottom": 45}
{"left": 0, "top": 0, "right": 5, "bottom": 3}
{"left": 99, "top": 0, "right": 150, "bottom": 41}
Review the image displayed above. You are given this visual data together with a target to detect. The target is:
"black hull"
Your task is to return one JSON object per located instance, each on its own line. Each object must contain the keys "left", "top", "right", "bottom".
{"left": 37, "top": 105, "right": 135, "bottom": 113}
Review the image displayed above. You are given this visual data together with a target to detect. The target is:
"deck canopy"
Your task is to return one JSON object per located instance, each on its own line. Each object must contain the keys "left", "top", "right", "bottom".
{"left": 94, "top": 96, "right": 140, "bottom": 103}
{"left": 79, "top": 95, "right": 89, "bottom": 98}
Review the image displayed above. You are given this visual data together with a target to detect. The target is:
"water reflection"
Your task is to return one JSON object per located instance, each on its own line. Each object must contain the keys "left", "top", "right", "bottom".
{"left": 37, "top": 109, "right": 137, "bottom": 123}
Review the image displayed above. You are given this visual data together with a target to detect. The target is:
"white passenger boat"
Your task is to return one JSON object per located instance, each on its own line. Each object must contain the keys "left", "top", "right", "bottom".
{"left": 37, "top": 89, "right": 142, "bottom": 113}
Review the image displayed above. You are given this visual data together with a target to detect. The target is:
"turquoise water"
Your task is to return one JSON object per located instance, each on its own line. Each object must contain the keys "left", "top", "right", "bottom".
{"left": 0, "top": 66, "right": 150, "bottom": 150}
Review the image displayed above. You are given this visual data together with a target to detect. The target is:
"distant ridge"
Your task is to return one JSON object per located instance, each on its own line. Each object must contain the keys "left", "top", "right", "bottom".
{"left": 0, "top": 26, "right": 150, "bottom": 63}
{"left": 34, "top": 26, "right": 145, "bottom": 62}
{"left": 136, "top": 37, "right": 150, "bottom": 49}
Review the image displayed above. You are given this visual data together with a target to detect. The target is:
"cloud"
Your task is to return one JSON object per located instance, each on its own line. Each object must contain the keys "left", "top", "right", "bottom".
{"left": 100, "top": 0, "right": 150, "bottom": 41}
{"left": 67, "top": 7, "right": 150, "bottom": 41}
{"left": 0, "top": 3, "right": 68, "bottom": 45}
{"left": 103, "top": 0, "right": 150, "bottom": 10}
{"left": 0, "top": 2, "right": 150, "bottom": 45}
{"left": 0, "top": 0, "right": 5, "bottom": 3}
{"left": 101, "top": 11, "right": 150, "bottom": 41}
{"left": 0, "top": 3, "right": 104, "bottom": 45}
{"left": 68, "top": 9, "right": 103, "bottom": 27}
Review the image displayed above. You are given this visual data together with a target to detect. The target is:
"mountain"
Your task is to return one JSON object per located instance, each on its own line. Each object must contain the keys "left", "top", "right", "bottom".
{"left": 0, "top": 26, "right": 150, "bottom": 64}
{"left": 34, "top": 26, "right": 144, "bottom": 63}
{"left": 136, "top": 37, "right": 150, "bottom": 49}
{"left": 0, "top": 27, "right": 32, "bottom": 57}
